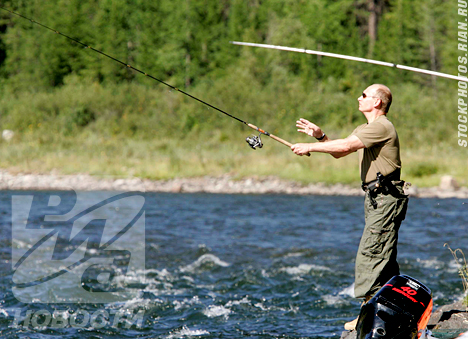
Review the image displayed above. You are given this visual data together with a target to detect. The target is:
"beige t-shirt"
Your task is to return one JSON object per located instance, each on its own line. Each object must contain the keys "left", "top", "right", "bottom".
{"left": 351, "top": 115, "right": 401, "bottom": 183}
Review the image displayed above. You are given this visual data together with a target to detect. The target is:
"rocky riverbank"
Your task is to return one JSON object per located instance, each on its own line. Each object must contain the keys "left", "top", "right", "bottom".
{"left": 429, "top": 300, "right": 468, "bottom": 335}
{"left": 0, "top": 171, "right": 467, "bottom": 198}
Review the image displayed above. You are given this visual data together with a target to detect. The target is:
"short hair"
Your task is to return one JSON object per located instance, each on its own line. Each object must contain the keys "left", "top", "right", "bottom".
{"left": 373, "top": 84, "right": 392, "bottom": 113}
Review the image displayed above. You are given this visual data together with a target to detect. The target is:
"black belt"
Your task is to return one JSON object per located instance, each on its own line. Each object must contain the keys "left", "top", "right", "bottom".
{"left": 361, "top": 169, "right": 401, "bottom": 208}
{"left": 361, "top": 169, "right": 401, "bottom": 192}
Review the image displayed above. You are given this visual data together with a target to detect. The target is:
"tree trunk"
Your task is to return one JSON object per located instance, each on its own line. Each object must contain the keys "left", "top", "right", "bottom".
{"left": 185, "top": 0, "right": 191, "bottom": 88}
{"left": 367, "top": 0, "right": 384, "bottom": 57}
{"left": 427, "top": 4, "right": 437, "bottom": 87}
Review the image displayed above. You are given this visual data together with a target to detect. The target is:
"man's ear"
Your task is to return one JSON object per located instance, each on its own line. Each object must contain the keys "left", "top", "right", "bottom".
{"left": 374, "top": 98, "right": 382, "bottom": 110}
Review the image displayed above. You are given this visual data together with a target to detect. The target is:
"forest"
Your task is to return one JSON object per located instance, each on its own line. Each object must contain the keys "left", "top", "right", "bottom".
{"left": 0, "top": 0, "right": 464, "bottom": 186}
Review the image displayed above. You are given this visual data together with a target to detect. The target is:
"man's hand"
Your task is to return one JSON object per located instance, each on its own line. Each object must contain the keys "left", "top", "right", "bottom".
{"left": 296, "top": 118, "right": 323, "bottom": 139}
{"left": 291, "top": 143, "right": 311, "bottom": 156}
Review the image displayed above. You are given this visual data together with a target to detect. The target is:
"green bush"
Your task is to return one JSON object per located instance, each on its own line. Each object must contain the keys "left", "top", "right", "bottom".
{"left": 407, "top": 163, "right": 439, "bottom": 178}
{"left": 71, "top": 106, "right": 95, "bottom": 127}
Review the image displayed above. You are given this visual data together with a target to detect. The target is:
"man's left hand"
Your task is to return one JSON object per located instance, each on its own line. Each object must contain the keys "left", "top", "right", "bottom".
{"left": 291, "top": 143, "right": 311, "bottom": 156}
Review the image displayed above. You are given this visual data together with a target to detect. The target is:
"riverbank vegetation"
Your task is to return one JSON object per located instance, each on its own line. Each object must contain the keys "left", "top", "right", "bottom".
{"left": 0, "top": 0, "right": 465, "bottom": 187}
{"left": 446, "top": 245, "right": 468, "bottom": 305}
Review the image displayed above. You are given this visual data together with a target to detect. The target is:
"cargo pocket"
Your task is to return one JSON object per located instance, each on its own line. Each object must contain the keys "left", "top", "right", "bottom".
{"left": 361, "top": 228, "right": 392, "bottom": 258}
{"left": 364, "top": 195, "right": 384, "bottom": 221}
{"left": 393, "top": 196, "right": 409, "bottom": 224}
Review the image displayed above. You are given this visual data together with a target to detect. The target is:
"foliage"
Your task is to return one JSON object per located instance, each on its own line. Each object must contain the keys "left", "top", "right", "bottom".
{"left": 0, "top": 0, "right": 465, "bottom": 186}
{"left": 0, "top": 78, "right": 465, "bottom": 187}
{"left": 0, "top": 0, "right": 460, "bottom": 89}
{"left": 445, "top": 244, "right": 468, "bottom": 306}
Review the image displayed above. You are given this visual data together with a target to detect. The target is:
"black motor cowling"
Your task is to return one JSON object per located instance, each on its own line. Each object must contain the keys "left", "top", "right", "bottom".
{"left": 356, "top": 275, "right": 433, "bottom": 339}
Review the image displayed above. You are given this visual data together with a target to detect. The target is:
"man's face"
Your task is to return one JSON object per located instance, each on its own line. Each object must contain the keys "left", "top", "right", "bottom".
{"left": 358, "top": 86, "right": 379, "bottom": 113}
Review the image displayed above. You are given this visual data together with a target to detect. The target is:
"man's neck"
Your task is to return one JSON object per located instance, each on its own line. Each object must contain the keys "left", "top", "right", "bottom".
{"left": 365, "top": 111, "right": 386, "bottom": 124}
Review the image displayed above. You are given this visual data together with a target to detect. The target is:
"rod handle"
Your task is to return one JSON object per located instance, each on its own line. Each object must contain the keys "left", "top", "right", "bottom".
{"left": 247, "top": 123, "right": 310, "bottom": 157}
{"left": 268, "top": 133, "right": 292, "bottom": 147}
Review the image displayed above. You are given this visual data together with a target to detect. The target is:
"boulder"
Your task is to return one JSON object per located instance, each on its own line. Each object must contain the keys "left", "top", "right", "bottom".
{"left": 439, "top": 176, "right": 460, "bottom": 191}
{"left": 2, "top": 130, "right": 14, "bottom": 141}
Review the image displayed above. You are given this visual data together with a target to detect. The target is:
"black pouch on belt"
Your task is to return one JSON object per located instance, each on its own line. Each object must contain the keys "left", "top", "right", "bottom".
{"left": 363, "top": 180, "right": 382, "bottom": 196}
{"left": 361, "top": 169, "right": 401, "bottom": 208}
{"left": 362, "top": 169, "right": 401, "bottom": 196}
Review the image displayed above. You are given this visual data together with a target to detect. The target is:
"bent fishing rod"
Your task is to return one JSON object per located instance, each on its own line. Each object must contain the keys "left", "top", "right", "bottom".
{"left": 230, "top": 41, "right": 466, "bottom": 82}
{"left": 0, "top": 7, "right": 295, "bottom": 153}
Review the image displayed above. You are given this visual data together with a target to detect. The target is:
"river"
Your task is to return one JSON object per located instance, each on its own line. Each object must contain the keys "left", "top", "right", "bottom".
{"left": 0, "top": 191, "right": 467, "bottom": 338}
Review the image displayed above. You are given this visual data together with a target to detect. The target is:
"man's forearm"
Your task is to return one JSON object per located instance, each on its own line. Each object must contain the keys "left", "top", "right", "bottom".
{"left": 314, "top": 135, "right": 345, "bottom": 158}
{"left": 291, "top": 134, "right": 363, "bottom": 157}
{"left": 308, "top": 138, "right": 353, "bottom": 157}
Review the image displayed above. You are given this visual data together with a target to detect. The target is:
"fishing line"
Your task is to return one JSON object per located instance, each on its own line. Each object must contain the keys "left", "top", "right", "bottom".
{"left": 0, "top": 6, "right": 297, "bottom": 152}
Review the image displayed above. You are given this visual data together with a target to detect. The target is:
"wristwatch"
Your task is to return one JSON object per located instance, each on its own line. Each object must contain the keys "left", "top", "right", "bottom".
{"left": 316, "top": 133, "right": 326, "bottom": 141}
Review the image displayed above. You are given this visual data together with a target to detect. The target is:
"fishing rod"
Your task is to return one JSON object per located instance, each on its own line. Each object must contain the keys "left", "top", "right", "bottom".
{"left": 230, "top": 41, "right": 466, "bottom": 82}
{"left": 0, "top": 7, "right": 297, "bottom": 153}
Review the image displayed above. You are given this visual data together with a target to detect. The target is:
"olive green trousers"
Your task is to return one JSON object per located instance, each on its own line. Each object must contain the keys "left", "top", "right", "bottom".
{"left": 354, "top": 181, "right": 409, "bottom": 299}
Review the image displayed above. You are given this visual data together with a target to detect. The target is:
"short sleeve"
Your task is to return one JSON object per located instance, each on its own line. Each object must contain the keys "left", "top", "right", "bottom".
{"left": 353, "top": 122, "right": 389, "bottom": 148}
{"left": 350, "top": 124, "right": 366, "bottom": 138}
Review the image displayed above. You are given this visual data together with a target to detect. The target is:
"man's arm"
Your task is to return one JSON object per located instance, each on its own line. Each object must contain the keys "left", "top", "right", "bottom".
{"left": 294, "top": 118, "right": 365, "bottom": 158}
{"left": 313, "top": 135, "right": 354, "bottom": 158}
{"left": 291, "top": 135, "right": 365, "bottom": 158}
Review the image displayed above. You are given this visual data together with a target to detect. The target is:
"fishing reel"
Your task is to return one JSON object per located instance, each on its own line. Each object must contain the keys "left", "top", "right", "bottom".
{"left": 246, "top": 133, "right": 263, "bottom": 150}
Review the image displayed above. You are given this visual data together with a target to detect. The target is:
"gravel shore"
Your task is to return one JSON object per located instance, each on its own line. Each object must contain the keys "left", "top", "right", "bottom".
{"left": 0, "top": 171, "right": 467, "bottom": 198}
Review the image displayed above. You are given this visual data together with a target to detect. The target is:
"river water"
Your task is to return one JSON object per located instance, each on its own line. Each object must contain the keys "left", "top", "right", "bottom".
{"left": 0, "top": 191, "right": 467, "bottom": 338}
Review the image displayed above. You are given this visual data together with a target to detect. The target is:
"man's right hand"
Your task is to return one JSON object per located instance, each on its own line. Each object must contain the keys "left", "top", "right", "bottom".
{"left": 296, "top": 118, "right": 323, "bottom": 139}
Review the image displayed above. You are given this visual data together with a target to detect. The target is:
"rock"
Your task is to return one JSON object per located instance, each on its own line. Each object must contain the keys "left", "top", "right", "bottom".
{"left": 405, "top": 183, "right": 419, "bottom": 196}
{"left": 427, "top": 300, "right": 468, "bottom": 338}
{"left": 440, "top": 176, "right": 460, "bottom": 191}
{"left": 2, "top": 130, "right": 14, "bottom": 141}
{"left": 435, "top": 312, "right": 468, "bottom": 330}
{"left": 341, "top": 330, "right": 357, "bottom": 339}
{"left": 171, "top": 183, "right": 183, "bottom": 193}
{"left": 0, "top": 171, "right": 465, "bottom": 197}
{"left": 429, "top": 300, "right": 468, "bottom": 331}
{"left": 429, "top": 300, "right": 467, "bottom": 326}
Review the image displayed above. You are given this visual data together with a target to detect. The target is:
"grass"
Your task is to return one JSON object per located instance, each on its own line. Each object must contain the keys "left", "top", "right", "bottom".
{"left": 0, "top": 75, "right": 465, "bottom": 187}
{"left": 0, "top": 130, "right": 464, "bottom": 188}
{"left": 445, "top": 244, "right": 468, "bottom": 306}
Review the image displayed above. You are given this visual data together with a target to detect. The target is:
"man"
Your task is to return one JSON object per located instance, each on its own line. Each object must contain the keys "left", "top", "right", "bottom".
{"left": 291, "top": 84, "right": 408, "bottom": 331}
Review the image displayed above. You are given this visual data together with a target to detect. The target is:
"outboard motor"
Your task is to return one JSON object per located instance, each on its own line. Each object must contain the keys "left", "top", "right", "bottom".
{"left": 356, "top": 275, "right": 433, "bottom": 339}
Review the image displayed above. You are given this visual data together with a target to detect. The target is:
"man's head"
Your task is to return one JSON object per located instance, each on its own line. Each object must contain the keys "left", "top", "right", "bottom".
{"left": 358, "top": 84, "right": 392, "bottom": 114}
